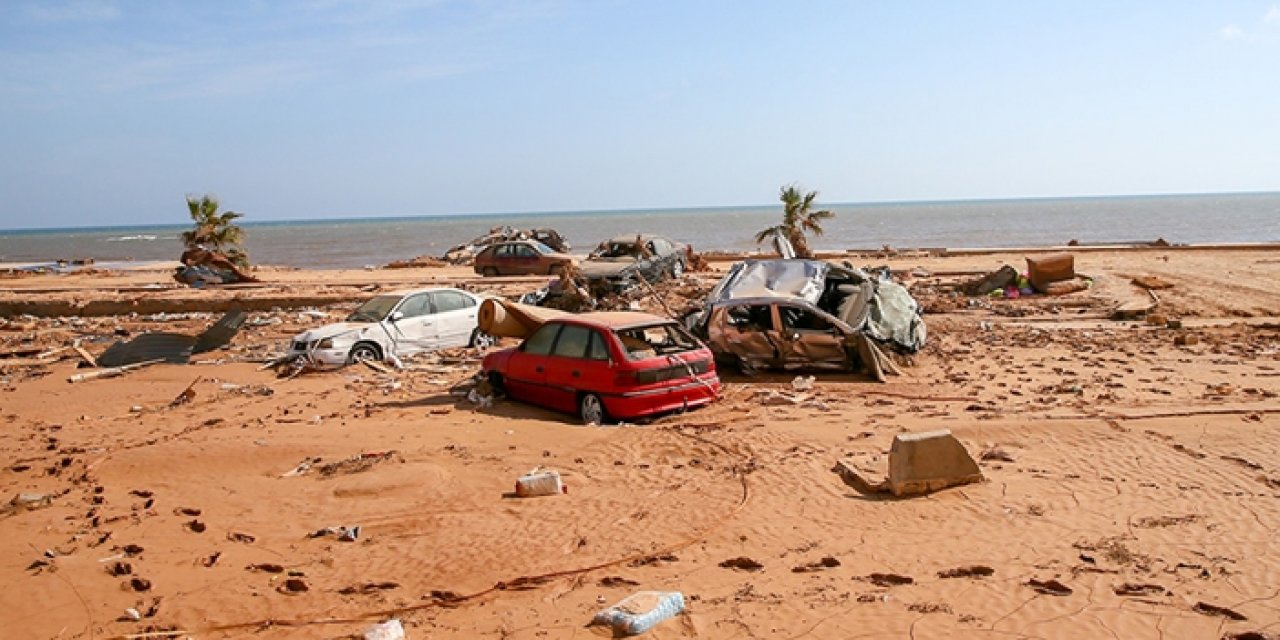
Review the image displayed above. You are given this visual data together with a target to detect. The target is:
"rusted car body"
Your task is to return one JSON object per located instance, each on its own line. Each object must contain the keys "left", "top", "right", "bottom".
{"left": 684, "top": 259, "right": 925, "bottom": 379}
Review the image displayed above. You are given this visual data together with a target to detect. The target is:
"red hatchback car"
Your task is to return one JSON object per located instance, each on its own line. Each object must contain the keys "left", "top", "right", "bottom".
{"left": 481, "top": 312, "right": 721, "bottom": 424}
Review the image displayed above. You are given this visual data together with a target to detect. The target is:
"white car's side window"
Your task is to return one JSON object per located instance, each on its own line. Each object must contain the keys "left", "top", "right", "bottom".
{"left": 432, "top": 291, "right": 470, "bottom": 313}
{"left": 398, "top": 294, "right": 432, "bottom": 318}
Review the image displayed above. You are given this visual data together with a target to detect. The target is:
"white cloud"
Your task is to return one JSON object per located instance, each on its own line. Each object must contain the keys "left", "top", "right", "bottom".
{"left": 25, "top": 0, "right": 119, "bottom": 22}
{"left": 1265, "top": 5, "right": 1280, "bottom": 24}
{"left": 1219, "top": 24, "right": 1245, "bottom": 39}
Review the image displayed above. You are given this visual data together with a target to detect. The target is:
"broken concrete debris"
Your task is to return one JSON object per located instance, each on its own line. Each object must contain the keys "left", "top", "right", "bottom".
{"left": 833, "top": 430, "right": 983, "bottom": 497}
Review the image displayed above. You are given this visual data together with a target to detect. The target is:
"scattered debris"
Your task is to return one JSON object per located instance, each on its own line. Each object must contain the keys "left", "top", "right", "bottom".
{"left": 317, "top": 451, "right": 398, "bottom": 477}
{"left": 339, "top": 581, "right": 400, "bottom": 595}
{"left": 308, "top": 525, "right": 361, "bottom": 542}
{"left": 937, "top": 565, "right": 994, "bottom": 579}
{"left": 1025, "top": 578, "right": 1072, "bottom": 596}
{"left": 1193, "top": 601, "right": 1247, "bottom": 620}
{"left": 867, "top": 573, "right": 914, "bottom": 587}
{"left": 1113, "top": 582, "right": 1169, "bottom": 597}
{"left": 514, "top": 468, "right": 565, "bottom": 497}
{"left": 792, "top": 556, "right": 841, "bottom": 573}
{"left": 67, "top": 359, "right": 165, "bottom": 383}
{"left": 278, "top": 578, "right": 309, "bottom": 594}
{"left": 95, "top": 310, "right": 246, "bottom": 368}
{"left": 719, "top": 556, "right": 764, "bottom": 571}
{"left": 363, "top": 619, "right": 406, "bottom": 640}
{"left": 226, "top": 531, "right": 256, "bottom": 544}
{"left": 833, "top": 429, "right": 983, "bottom": 497}
{"left": 592, "top": 591, "right": 685, "bottom": 636}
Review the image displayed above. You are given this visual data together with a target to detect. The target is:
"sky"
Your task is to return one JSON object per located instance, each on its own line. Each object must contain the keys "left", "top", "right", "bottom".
{"left": 1, "top": 1, "right": 1278, "bottom": 229}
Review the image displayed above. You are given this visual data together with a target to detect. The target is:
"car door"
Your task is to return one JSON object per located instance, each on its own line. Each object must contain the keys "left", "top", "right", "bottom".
{"left": 772, "top": 303, "right": 848, "bottom": 368}
{"left": 386, "top": 293, "right": 439, "bottom": 354}
{"left": 429, "top": 290, "right": 478, "bottom": 347}
{"left": 513, "top": 243, "right": 541, "bottom": 274}
{"left": 540, "top": 324, "right": 595, "bottom": 413}
{"left": 708, "top": 303, "right": 782, "bottom": 369}
{"left": 503, "top": 323, "right": 559, "bottom": 403}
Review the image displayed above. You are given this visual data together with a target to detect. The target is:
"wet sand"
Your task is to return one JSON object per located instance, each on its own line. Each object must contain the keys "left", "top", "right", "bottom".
{"left": 2, "top": 248, "right": 1279, "bottom": 639}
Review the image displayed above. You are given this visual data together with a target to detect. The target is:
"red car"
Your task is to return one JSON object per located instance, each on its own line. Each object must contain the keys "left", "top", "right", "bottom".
{"left": 481, "top": 312, "right": 721, "bottom": 424}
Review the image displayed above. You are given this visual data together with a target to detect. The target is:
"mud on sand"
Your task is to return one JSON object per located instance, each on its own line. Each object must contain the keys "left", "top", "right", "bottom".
{"left": 2, "top": 248, "right": 1279, "bottom": 639}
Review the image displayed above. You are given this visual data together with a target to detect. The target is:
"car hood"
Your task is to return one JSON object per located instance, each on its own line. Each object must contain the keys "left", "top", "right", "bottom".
{"left": 293, "top": 322, "right": 377, "bottom": 343}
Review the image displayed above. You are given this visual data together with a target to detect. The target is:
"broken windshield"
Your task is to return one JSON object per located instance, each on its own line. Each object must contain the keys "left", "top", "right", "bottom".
{"left": 346, "top": 295, "right": 400, "bottom": 322}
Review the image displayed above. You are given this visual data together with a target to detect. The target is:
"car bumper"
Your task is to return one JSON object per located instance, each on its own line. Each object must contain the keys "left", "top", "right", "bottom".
{"left": 603, "top": 375, "right": 721, "bottom": 419}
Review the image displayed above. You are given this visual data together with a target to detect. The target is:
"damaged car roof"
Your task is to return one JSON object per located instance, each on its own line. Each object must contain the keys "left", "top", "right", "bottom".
{"left": 707, "top": 259, "right": 830, "bottom": 305}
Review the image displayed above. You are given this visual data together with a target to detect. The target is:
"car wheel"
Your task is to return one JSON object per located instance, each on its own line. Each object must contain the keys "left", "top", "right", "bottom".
{"left": 487, "top": 372, "right": 506, "bottom": 396}
{"left": 348, "top": 342, "right": 382, "bottom": 364}
{"left": 579, "top": 393, "right": 607, "bottom": 426}
{"left": 670, "top": 260, "right": 684, "bottom": 278}
{"left": 469, "top": 328, "right": 495, "bottom": 349}
{"left": 482, "top": 267, "right": 499, "bottom": 277}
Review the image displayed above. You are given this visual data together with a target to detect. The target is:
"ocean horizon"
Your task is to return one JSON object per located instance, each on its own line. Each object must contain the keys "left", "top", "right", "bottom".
{"left": 3, "top": 191, "right": 1279, "bottom": 269}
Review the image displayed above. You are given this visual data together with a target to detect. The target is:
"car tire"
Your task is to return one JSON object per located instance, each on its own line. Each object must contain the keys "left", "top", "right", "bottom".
{"left": 579, "top": 393, "right": 608, "bottom": 426}
{"left": 348, "top": 342, "right": 382, "bottom": 364}
{"left": 482, "top": 267, "right": 499, "bottom": 277}
{"left": 487, "top": 372, "right": 506, "bottom": 396}
{"left": 469, "top": 328, "right": 494, "bottom": 349}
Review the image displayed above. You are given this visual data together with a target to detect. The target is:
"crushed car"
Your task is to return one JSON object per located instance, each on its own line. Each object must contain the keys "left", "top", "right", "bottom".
{"left": 682, "top": 259, "right": 926, "bottom": 381}
{"left": 521, "top": 233, "right": 689, "bottom": 309}
{"left": 481, "top": 311, "right": 721, "bottom": 424}
{"left": 581, "top": 234, "right": 687, "bottom": 291}
{"left": 285, "top": 287, "right": 492, "bottom": 367}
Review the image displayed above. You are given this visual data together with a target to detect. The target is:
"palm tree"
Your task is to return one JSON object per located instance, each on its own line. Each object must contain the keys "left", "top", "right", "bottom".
{"left": 754, "top": 184, "right": 834, "bottom": 259}
{"left": 181, "top": 194, "right": 249, "bottom": 268}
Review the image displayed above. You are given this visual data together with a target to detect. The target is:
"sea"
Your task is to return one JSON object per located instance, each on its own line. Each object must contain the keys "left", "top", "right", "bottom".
{"left": 2, "top": 192, "right": 1278, "bottom": 270}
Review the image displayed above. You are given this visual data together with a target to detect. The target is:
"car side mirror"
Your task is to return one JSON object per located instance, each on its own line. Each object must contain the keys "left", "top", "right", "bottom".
{"left": 390, "top": 311, "right": 404, "bottom": 322}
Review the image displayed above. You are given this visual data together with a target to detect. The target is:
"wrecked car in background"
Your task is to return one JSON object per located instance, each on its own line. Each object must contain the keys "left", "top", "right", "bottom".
{"left": 481, "top": 311, "right": 720, "bottom": 424}
{"left": 581, "top": 234, "right": 687, "bottom": 292}
{"left": 473, "top": 240, "right": 577, "bottom": 276}
{"left": 683, "top": 259, "right": 926, "bottom": 380}
{"left": 444, "top": 227, "right": 570, "bottom": 265}
{"left": 286, "top": 287, "right": 491, "bottom": 366}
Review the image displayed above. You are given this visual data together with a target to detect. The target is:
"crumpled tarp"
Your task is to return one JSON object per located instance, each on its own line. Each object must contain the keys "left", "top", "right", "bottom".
{"left": 863, "top": 279, "right": 927, "bottom": 353}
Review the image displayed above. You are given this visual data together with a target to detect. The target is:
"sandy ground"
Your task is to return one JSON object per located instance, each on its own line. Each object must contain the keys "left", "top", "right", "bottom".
{"left": 2, "top": 248, "right": 1279, "bottom": 639}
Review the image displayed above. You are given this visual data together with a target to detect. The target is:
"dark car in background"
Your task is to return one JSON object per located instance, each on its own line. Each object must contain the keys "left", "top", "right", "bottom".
{"left": 473, "top": 240, "right": 577, "bottom": 276}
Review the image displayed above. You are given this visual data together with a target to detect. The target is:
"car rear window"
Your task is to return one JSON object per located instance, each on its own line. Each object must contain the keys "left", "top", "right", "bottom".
{"left": 614, "top": 323, "right": 698, "bottom": 360}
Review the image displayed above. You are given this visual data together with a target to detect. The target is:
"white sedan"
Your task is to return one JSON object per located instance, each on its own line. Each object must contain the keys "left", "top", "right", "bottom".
{"left": 287, "top": 287, "right": 491, "bottom": 366}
